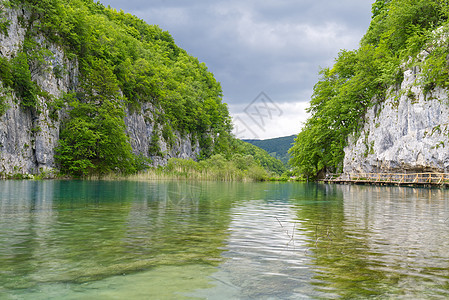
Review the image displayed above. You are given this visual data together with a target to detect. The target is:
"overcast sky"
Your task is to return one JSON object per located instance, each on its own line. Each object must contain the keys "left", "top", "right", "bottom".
{"left": 98, "top": 0, "right": 374, "bottom": 139}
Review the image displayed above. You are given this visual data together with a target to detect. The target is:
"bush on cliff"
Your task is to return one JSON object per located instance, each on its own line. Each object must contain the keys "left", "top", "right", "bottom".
{"left": 290, "top": 0, "right": 449, "bottom": 178}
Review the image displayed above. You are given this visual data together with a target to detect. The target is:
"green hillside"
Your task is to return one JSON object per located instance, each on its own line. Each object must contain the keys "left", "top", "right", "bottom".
{"left": 0, "top": 0, "right": 288, "bottom": 179}
{"left": 243, "top": 135, "right": 295, "bottom": 166}
{"left": 0, "top": 0, "right": 233, "bottom": 176}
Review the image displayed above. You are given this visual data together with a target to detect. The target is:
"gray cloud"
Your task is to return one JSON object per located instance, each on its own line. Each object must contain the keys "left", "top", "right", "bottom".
{"left": 99, "top": 0, "right": 374, "bottom": 138}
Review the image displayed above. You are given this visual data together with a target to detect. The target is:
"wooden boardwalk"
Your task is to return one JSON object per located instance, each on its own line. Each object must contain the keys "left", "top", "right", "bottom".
{"left": 322, "top": 173, "right": 449, "bottom": 187}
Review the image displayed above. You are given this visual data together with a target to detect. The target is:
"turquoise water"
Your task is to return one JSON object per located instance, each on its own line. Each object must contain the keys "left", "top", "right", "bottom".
{"left": 1, "top": 181, "right": 449, "bottom": 299}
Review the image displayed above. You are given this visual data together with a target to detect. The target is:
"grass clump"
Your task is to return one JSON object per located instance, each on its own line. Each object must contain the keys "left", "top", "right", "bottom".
{"left": 126, "top": 155, "right": 271, "bottom": 182}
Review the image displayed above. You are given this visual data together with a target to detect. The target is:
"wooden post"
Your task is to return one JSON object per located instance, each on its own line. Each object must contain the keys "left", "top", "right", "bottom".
{"left": 341, "top": 172, "right": 449, "bottom": 186}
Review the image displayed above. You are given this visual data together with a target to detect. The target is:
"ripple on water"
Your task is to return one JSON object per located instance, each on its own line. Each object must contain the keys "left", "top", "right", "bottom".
{"left": 2, "top": 182, "right": 449, "bottom": 299}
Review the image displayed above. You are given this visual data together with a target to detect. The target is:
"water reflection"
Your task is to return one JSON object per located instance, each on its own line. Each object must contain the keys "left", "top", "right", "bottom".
{"left": 0, "top": 181, "right": 236, "bottom": 298}
{"left": 195, "top": 183, "right": 336, "bottom": 299}
{"left": 2, "top": 181, "right": 449, "bottom": 299}
{"left": 340, "top": 185, "right": 449, "bottom": 298}
{"left": 201, "top": 199, "right": 313, "bottom": 299}
{"left": 294, "top": 184, "right": 449, "bottom": 299}
{"left": 0, "top": 181, "right": 56, "bottom": 290}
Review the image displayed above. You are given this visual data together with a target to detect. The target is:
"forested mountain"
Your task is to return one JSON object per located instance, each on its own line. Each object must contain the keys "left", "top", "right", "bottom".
{"left": 0, "top": 0, "right": 284, "bottom": 178}
{"left": 289, "top": 0, "right": 449, "bottom": 178}
{"left": 235, "top": 139, "right": 286, "bottom": 175}
{"left": 243, "top": 135, "right": 295, "bottom": 166}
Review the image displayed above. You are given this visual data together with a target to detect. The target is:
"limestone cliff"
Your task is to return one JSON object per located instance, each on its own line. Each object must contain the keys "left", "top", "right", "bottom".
{"left": 343, "top": 60, "right": 449, "bottom": 174}
{"left": 0, "top": 7, "right": 202, "bottom": 177}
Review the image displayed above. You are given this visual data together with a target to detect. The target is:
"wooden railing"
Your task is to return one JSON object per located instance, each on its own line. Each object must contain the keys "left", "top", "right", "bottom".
{"left": 323, "top": 173, "right": 449, "bottom": 186}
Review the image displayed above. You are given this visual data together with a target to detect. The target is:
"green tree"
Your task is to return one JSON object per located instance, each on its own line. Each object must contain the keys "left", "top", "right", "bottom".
{"left": 56, "top": 97, "right": 136, "bottom": 177}
{"left": 0, "top": 57, "right": 13, "bottom": 116}
{"left": 290, "top": 0, "right": 449, "bottom": 179}
{"left": 11, "top": 53, "right": 37, "bottom": 109}
{"left": 55, "top": 61, "right": 136, "bottom": 176}
{"left": 5, "top": 0, "right": 237, "bottom": 176}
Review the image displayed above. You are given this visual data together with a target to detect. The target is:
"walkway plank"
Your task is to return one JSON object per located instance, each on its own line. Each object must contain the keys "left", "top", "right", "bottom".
{"left": 322, "top": 173, "right": 449, "bottom": 187}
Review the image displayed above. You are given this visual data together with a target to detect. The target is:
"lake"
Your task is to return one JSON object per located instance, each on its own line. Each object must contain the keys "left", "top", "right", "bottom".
{"left": 1, "top": 180, "right": 449, "bottom": 299}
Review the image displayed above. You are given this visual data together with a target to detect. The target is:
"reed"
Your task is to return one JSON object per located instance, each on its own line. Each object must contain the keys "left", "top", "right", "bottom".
{"left": 114, "top": 155, "right": 272, "bottom": 182}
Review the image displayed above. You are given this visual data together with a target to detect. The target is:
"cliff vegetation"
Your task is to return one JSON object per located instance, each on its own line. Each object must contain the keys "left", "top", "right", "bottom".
{"left": 0, "top": 0, "right": 285, "bottom": 178}
{"left": 289, "top": 0, "right": 449, "bottom": 178}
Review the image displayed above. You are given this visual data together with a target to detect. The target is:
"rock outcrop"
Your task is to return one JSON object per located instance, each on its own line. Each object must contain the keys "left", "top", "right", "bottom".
{"left": 343, "top": 62, "right": 449, "bottom": 174}
{"left": 124, "top": 103, "right": 200, "bottom": 167}
{"left": 0, "top": 7, "right": 202, "bottom": 177}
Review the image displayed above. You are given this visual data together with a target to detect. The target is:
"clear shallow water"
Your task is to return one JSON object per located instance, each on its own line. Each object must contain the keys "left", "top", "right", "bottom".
{"left": 1, "top": 181, "right": 449, "bottom": 299}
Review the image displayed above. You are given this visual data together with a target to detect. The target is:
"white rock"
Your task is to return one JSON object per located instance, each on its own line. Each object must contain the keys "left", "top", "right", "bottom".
{"left": 343, "top": 64, "right": 449, "bottom": 174}
{"left": 0, "top": 7, "right": 203, "bottom": 177}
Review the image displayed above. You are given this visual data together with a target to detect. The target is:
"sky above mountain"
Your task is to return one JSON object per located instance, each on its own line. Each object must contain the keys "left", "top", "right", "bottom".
{"left": 98, "top": 0, "right": 374, "bottom": 139}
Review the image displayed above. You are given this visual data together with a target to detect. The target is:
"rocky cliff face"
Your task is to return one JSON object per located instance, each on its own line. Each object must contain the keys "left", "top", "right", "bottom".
{"left": 0, "top": 8, "right": 201, "bottom": 177}
{"left": 343, "top": 61, "right": 449, "bottom": 174}
{"left": 124, "top": 103, "right": 200, "bottom": 167}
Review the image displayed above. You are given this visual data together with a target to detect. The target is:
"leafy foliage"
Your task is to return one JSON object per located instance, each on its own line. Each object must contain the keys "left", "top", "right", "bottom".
{"left": 186, "top": 137, "right": 286, "bottom": 176}
{"left": 10, "top": 52, "right": 38, "bottom": 109}
{"left": 0, "top": 33, "right": 54, "bottom": 111}
{"left": 233, "top": 140, "right": 286, "bottom": 175}
{"left": 243, "top": 135, "right": 296, "bottom": 166}
{"left": 2, "top": 0, "right": 237, "bottom": 176}
{"left": 55, "top": 98, "right": 137, "bottom": 177}
{"left": 0, "top": 57, "right": 13, "bottom": 88}
{"left": 146, "top": 154, "right": 273, "bottom": 182}
{"left": 1, "top": 0, "right": 285, "bottom": 178}
{"left": 0, "top": 56, "right": 13, "bottom": 115}
{"left": 10, "top": 0, "right": 231, "bottom": 140}
{"left": 290, "top": 0, "right": 449, "bottom": 178}
{"left": 0, "top": 1, "right": 11, "bottom": 36}
{"left": 55, "top": 62, "right": 138, "bottom": 177}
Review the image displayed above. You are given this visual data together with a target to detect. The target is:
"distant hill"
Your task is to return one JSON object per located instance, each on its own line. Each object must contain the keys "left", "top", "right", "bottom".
{"left": 243, "top": 135, "right": 296, "bottom": 166}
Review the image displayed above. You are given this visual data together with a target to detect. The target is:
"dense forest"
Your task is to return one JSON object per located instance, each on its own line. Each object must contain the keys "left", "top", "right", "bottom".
{"left": 244, "top": 135, "right": 295, "bottom": 166}
{"left": 139, "top": 144, "right": 286, "bottom": 181}
{"left": 0, "top": 0, "right": 285, "bottom": 178}
{"left": 289, "top": 0, "right": 449, "bottom": 178}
